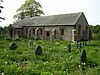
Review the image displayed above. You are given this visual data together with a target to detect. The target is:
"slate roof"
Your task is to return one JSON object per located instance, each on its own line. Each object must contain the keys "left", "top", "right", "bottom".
{"left": 13, "top": 12, "right": 83, "bottom": 28}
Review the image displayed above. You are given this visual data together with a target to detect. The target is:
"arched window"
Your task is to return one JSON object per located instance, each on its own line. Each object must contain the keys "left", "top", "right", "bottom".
{"left": 61, "top": 29, "right": 64, "bottom": 35}
{"left": 26, "top": 29, "right": 28, "bottom": 33}
{"left": 33, "top": 29, "right": 35, "bottom": 34}
{"left": 46, "top": 32, "right": 50, "bottom": 37}
{"left": 40, "top": 29, "right": 42, "bottom": 35}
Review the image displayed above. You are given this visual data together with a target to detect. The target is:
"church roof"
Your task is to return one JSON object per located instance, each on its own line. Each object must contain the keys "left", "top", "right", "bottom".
{"left": 13, "top": 12, "right": 83, "bottom": 28}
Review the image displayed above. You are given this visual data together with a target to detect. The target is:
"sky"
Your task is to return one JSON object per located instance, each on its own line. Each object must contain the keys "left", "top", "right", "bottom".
{"left": 0, "top": 0, "right": 100, "bottom": 27}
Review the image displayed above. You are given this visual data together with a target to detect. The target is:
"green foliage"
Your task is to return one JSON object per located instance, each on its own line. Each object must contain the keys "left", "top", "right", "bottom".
{"left": 13, "top": 0, "right": 44, "bottom": 22}
{"left": 0, "top": 37, "right": 100, "bottom": 74}
{"left": 92, "top": 34, "right": 100, "bottom": 40}
{"left": 0, "top": 26, "right": 8, "bottom": 34}
{"left": 90, "top": 25, "right": 100, "bottom": 40}
{"left": 90, "top": 25, "right": 100, "bottom": 34}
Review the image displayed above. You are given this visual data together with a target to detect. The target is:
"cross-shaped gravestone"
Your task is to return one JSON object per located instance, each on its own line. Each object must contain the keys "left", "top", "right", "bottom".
{"left": 10, "top": 43, "right": 17, "bottom": 50}
{"left": 68, "top": 43, "right": 71, "bottom": 53}
{"left": 29, "top": 40, "right": 33, "bottom": 48}
{"left": 80, "top": 49, "right": 87, "bottom": 65}
{"left": 35, "top": 46, "right": 42, "bottom": 55}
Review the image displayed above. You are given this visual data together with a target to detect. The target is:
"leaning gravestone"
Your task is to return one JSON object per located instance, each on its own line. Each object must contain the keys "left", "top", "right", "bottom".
{"left": 29, "top": 40, "right": 33, "bottom": 48}
{"left": 14, "top": 34, "right": 19, "bottom": 40}
{"left": 10, "top": 43, "right": 17, "bottom": 50}
{"left": 80, "top": 49, "right": 87, "bottom": 65}
{"left": 68, "top": 43, "right": 71, "bottom": 53}
{"left": 35, "top": 46, "right": 42, "bottom": 55}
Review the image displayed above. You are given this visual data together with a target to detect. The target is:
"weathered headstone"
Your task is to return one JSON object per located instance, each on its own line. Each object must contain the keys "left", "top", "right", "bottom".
{"left": 10, "top": 43, "right": 17, "bottom": 50}
{"left": 5, "top": 34, "right": 11, "bottom": 40}
{"left": 35, "top": 46, "right": 42, "bottom": 55}
{"left": 80, "top": 49, "right": 87, "bottom": 65}
{"left": 50, "top": 35, "right": 55, "bottom": 44}
{"left": 50, "top": 38, "right": 54, "bottom": 44}
{"left": 79, "top": 42, "right": 82, "bottom": 48}
{"left": 76, "top": 42, "right": 79, "bottom": 49}
{"left": 29, "top": 40, "right": 33, "bottom": 48}
{"left": 68, "top": 43, "right": 71, "bottom": 53}
{"left": 14, "top": 34, "right": 19, "bottom": 40}
{"left": 82, "top": 42, "right": 84, "bottom": 47}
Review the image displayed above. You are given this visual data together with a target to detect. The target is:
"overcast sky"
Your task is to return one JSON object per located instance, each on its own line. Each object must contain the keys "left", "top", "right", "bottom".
{"left": 0, "top": 0, "right": 100, "bottom": 27}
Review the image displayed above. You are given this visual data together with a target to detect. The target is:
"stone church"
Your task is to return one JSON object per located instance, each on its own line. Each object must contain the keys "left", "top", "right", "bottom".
{"left": 8, "top": 12, "right": 90, "bottom": 42}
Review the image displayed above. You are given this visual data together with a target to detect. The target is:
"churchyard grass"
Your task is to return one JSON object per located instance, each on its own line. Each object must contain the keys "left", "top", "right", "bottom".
{"left": 0, "top": 35, "right": 100, "bottom": 75}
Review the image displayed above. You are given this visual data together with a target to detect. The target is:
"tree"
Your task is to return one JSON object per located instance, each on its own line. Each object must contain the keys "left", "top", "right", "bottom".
{"left": 90, "top": 25, "right": 100, "bottom": 34}
{"left": 0, "top": 0, "right": 5, "bottom": 21}
{"left": 90, "top": 25, "right": 100, "bottom": 40}
{"left": 13, "top": 0, "right": 44, "bottom": 22}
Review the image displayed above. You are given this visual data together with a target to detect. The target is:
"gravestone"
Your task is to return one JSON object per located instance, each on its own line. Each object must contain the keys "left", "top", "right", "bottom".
{"left": 5, "top": 34, "right": 11, "bottom": 40}
{"left": 35, "top": 46, "right": 42, "bottom": 55}
{"left": 29, "top": 40, "right": 33, "bottom": 48}
{"left": 76, "top": 42, "right": 79, "bottom": 49}
{"left": 10, "top": 43, "right": 17, "bottom": 50}
{"left": 80, "top": 49, "right": 87, "bottom": 65}
{"left": 82, "top": 42, "right": 84, "bottom": 47}
{"left": 50, "top": 35, "right": 55, "bottom": 44}
{"left": 79, "top": 42, "right": 82, "bottom": 48}
{"left": 50, "top": 38, "right": 54, "bottom": 44}
{"left": 68, "top": 43, "right": 71, "bottom": 53}
{"left": 14, "top": 34, "right": 19, "bottom": 40}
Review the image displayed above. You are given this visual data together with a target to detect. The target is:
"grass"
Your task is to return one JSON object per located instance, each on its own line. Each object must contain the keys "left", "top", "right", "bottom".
{"left": 0, "top": 35, "right": 100, "bottom": 75}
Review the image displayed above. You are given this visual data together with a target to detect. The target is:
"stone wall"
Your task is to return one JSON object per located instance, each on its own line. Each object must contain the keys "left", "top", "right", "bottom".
{"left": 22, "top": 26, "right": 75, "bottom": 42}
{"left": 76, "top": 13, "right": 89, "bottom": 41}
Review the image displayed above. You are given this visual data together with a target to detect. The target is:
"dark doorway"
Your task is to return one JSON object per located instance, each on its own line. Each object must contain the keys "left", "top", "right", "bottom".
{"left": 46, "top": 32, "right": 50, "bottom": 37}
{"left": 40, "top": 29, "right": 42, "bottom": 35}
{"left": 61, "top": 29, "right": 64, "bottom": 35}
{"left": 9, "top": 29, "right": 13, "bottom": 37}
{"left": 74, "top": 31, "right": 77, "bottom": 41}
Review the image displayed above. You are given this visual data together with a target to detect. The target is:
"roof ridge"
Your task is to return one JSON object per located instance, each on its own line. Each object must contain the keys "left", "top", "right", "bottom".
{"left": 35, "top": 12, "right": 83, "bottom": 18}
{"left": 13, "top": 12, "right": 85, "bottom": 27}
